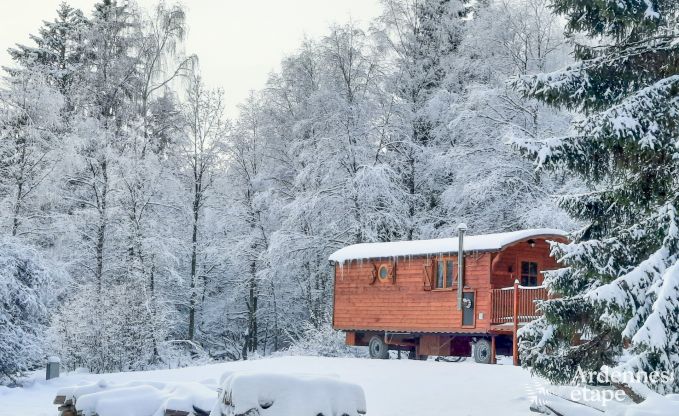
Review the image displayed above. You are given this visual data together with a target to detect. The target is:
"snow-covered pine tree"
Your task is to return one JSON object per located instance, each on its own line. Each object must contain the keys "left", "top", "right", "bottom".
{"left": 512, "top": 0, "right": 679, "bottom": 394}
{"left": 7, "top": 1, "right": 88, "bottom": 98}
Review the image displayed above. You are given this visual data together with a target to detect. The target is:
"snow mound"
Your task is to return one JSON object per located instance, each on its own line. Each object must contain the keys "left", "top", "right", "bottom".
{"left": 328, "top": 228, "right": 567, "bottom": 262}
{"left": 211, "top": 372, "right": 367, "bottom": 416}
{"left": 533, "top": 386, "right": 679, "bottom": 416}
{"left": 56, "top": 379, "right": 217, "bottom": 416}
{"left": 615, "top": 392, "right": 679, "bottom": 416}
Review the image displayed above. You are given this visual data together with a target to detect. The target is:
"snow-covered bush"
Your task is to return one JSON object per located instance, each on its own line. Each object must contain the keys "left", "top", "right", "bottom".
{"left": 156, "top": 340, "right": 213, "bottom": 369}
{"left": 0, "top": 237, "right": 67, "bottom": 383}
{"left": 50, "top": 283, "right": 158, "bottom": 373}
{"left": 210, "top": 372, "right": 367, "bottom": 416}
{"left": 50, "top": 284, "right": 204, "bottom": 373}
{"left": 285, "top": 324, "right": 366, "bottom": 358}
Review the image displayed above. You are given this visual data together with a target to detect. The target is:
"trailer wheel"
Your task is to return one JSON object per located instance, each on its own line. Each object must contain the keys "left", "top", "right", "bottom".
{"left": 368, "top": 335, "right": 389, "bottom": 359}
{"left": 473, "top": 339, "right": 492, "bottom": 364}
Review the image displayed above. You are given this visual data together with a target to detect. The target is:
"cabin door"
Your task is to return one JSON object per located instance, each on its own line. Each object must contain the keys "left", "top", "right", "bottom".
{"left": 462, "top": 291, "right": 475, "bottom": 327}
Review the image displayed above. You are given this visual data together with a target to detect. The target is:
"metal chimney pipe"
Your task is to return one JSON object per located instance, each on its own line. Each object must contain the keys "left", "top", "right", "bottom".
{"left": 457, "top": 223, "right": 467, "bottom": 310}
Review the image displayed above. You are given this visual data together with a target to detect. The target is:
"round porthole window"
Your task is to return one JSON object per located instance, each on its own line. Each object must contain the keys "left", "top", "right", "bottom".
{"left": 378, "top": 264, "right": 389, "bottom": 281}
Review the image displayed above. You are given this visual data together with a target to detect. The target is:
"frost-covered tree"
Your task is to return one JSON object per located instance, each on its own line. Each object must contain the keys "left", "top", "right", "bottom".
{"left": 263, "top": 42, "right": 333, "bottom": 333}
{"left": 50, "top": 1, "right": 173, "bottom": 371}
{"left": 136, "top": 1, "right": 194, "bottom": 154}
{"left": 7, "top": 1, "right": 88, "bottom": 100}
{"left": 179, "top": 76, "right": 228, "bottom": 342}
{"left": 514, "top": 0, "right": 679, "bottom": 395}
{"left": 0, "top": 237, "right": 66, "bottom": 381}
{"left": 118, "top": 1, "right": 194, "bottom": 360}
{"left": 0, "top": 72, "right": 64, "bottom": 241}
{"left": 224, "top": 93, "right": 271, "bottom": 357}
{"left": 319, "top": 23, "right": 408, "bottom": 243}
{"left": 444, "top": 0, "right": 576, "bottom": 233}
{"left": 3, "top": 1, "right": 202, "bottom": 372}
{"left": 375, "top": 0, "right": 469, "bottom": 239}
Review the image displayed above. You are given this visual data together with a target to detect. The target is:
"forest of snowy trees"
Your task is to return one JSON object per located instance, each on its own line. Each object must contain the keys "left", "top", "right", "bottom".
{"left": 0, "top": 0, "right": 617, "bottom": 381}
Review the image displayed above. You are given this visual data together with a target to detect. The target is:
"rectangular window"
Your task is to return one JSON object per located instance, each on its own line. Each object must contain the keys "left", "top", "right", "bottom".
{"left": 521, "top": 261, "right": 539, "bottom": 286}
{"left": 436, "top": 260, "right": 445, "bottom": 289}
{"left": 434, "top": 259, "right": 456, "bottom": 289}
{"left": 446, "top": 260, "right": 454, "bottom": 288}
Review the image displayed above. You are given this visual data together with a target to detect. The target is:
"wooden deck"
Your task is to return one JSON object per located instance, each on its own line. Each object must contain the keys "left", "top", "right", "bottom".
{"left": 491, "top": 285, "right": 548, "bottom": 325}
{"left": 489, "top": 282, "right": 548, "bottom": 363}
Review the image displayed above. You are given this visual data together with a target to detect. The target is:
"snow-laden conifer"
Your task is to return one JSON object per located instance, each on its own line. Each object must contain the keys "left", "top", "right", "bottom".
{"left": 513, "top": 0, "right": 679, "bottom": 394}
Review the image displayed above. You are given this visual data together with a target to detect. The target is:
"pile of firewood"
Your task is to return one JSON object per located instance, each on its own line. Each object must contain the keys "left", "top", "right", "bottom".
{"left": 53, "top": 393, "right": 208, "bottom": 416}
{"left": 53, "top": 395, "right": 76, "bottom": 416}
{"left": 50, "top": 372, "right": 366, "bottom": 416}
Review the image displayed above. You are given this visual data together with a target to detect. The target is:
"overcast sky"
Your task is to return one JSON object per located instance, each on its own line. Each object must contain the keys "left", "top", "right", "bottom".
{"left": 0, "top": 0, "right": 382, "bottom": 116}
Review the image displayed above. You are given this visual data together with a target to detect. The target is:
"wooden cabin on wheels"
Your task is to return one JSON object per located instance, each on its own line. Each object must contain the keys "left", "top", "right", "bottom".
{"left": 328, "top": 227, "right": 567, "bottom": 365}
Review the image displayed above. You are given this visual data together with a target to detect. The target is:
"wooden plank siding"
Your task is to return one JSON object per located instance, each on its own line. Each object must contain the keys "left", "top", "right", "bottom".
{"left": 490, "top": 237, "right": 565, "bottom": 288}
{"left": 333, "top": 253, "right": 493, "bottom": 333}
{"left": 332, "top": 236, "right": 565, "bottom": 335}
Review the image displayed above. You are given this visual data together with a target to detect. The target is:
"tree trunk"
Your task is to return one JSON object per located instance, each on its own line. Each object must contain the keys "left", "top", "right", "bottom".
{"left": 270, "top": 278, "right": 279, "bottom": 351}
{"left": 188, "top": 183, "right": 200, "bottom": 340}
{"left": 11, "top": 133, "right": 27, "bottom": 237}
{"left": 246, "top": 259, "right": 259, "bottom": 354}
{"left": 95, "top": 160, "right": 109, "bottom": 295}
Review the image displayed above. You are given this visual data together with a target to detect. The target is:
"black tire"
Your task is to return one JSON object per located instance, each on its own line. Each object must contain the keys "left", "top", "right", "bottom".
{"left": 368, "top": 335, "right": 389, "bottom": 359}
{"left": 436, "top": 356, "right": 465, "bottom": 363}
{"left": 473, "top": 338, "right": 492, "bottom": 364}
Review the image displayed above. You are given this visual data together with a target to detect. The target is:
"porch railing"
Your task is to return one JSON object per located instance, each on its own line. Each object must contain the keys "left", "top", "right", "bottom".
{"left": 490, "top": 283, "right": 548, "bottom": 325}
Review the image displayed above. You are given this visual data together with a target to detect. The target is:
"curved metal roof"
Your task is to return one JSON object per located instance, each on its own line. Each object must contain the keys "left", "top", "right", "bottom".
{"left": 328, "top": 228, "right": 568, "bottom": 263}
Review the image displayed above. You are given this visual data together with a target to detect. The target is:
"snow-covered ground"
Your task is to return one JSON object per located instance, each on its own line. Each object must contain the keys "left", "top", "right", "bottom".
{"left": 1, "top": 355, "right": 542, "bottom": 416}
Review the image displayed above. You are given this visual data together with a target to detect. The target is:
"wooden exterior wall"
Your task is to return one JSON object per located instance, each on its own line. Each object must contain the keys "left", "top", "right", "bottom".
{"left": 333, "top": 252, "right": 493, "bottom": 333}
{"left": 332, "top": 236, "right": 564, "bottom": 334}
{"left": 490, "top": 237, "right": 564, "bottom": 288}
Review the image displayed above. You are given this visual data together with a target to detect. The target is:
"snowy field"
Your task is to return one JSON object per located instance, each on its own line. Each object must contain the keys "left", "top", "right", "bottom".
{"left": 0, "top": 355, "right": 542, "bottom": 416}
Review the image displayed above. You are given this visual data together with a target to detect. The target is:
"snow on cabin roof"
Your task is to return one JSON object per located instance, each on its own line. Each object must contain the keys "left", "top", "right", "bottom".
{"left": 328, "top": 228, "right": 567, "bottom": 263}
